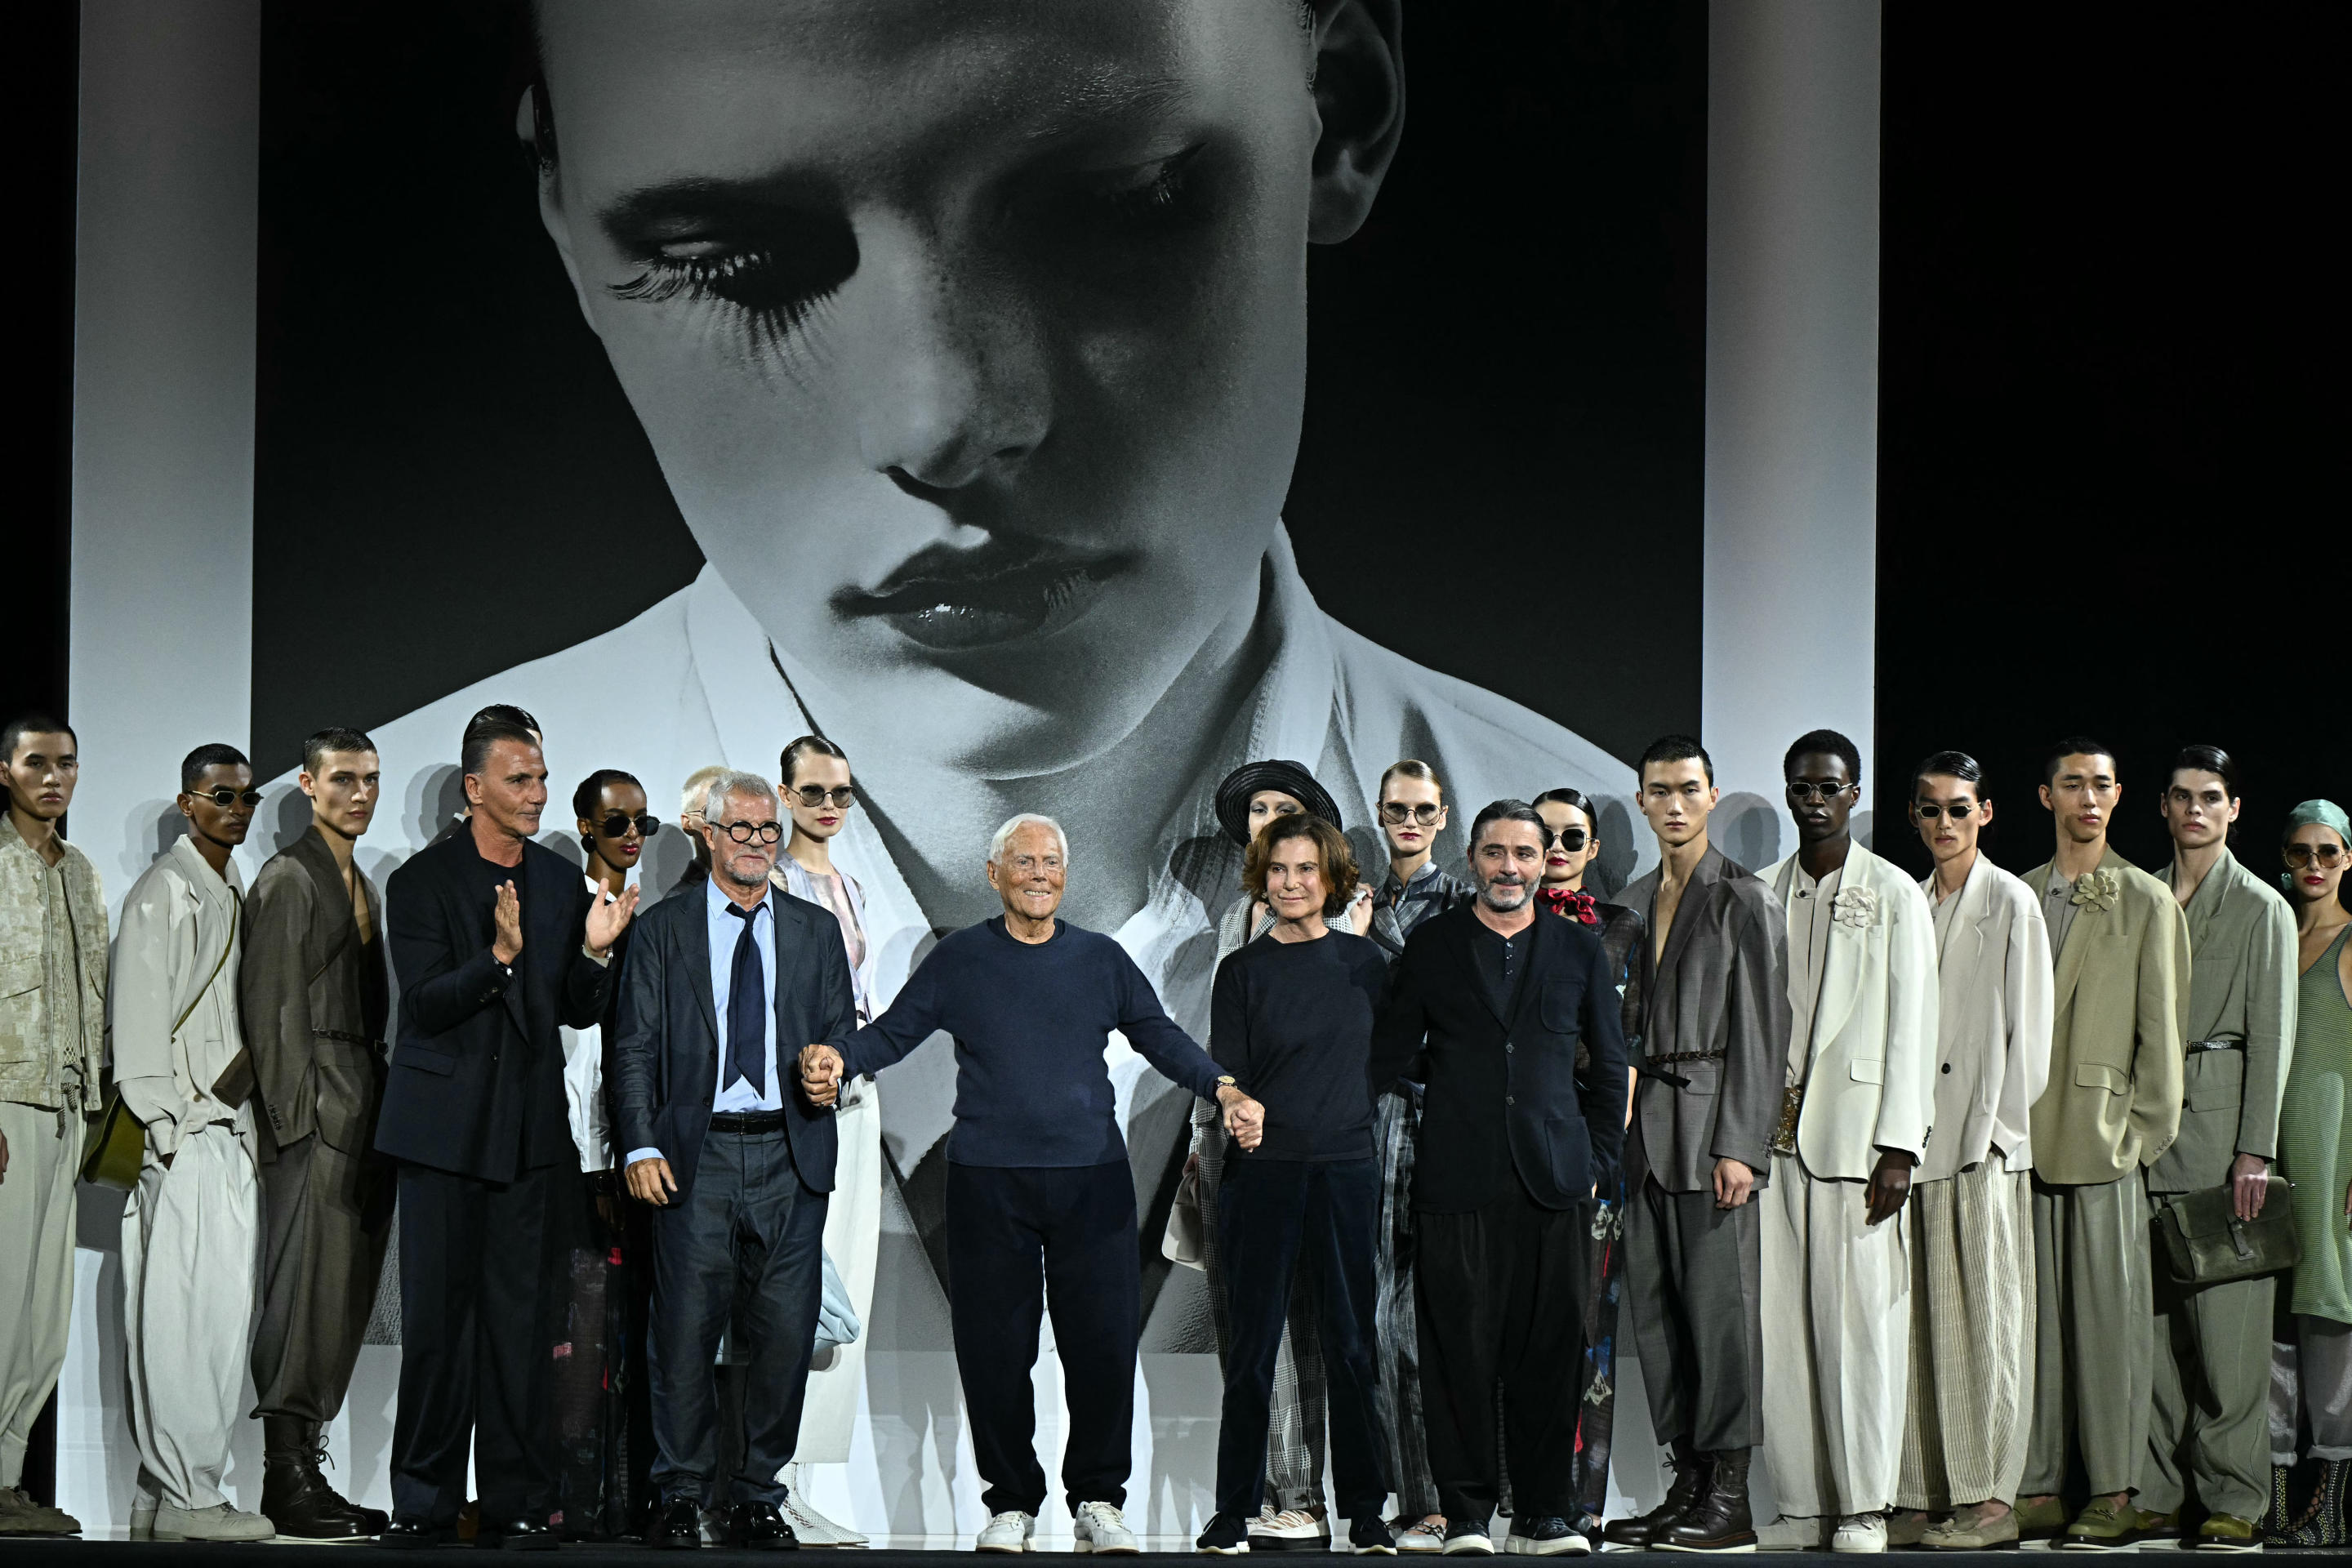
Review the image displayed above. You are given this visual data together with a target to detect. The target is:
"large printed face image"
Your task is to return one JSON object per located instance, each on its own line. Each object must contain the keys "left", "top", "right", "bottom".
{"left": 256, "top": 0, "right": 1702, "bottom": 1345}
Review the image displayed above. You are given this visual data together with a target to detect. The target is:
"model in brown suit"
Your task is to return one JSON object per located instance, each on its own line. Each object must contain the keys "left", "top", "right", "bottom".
{"left": 243, "top": 729, "right": 394, "bottom": 1540}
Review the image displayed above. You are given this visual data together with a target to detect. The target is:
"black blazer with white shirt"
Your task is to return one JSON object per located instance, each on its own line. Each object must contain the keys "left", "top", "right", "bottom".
{"left": 610, "top": 881, "right": 854, "bottom": 1198}
{"left": 1368, "top": 902, "right": 1629, "bottom": 1213}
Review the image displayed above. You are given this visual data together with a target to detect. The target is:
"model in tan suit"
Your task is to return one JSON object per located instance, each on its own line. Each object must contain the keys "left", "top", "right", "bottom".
{"left": 1891, "top": 753, "right": 2052, "bottom": 1552}
{"left": 2015, "top": 741, "right": 2190, "bottom": 1549}
{"left": 1754, "top": 733, "right": 1940, "bottom": 1554}
{"left": 2136, "top": 747, "right": 2297, "bottom": 1550}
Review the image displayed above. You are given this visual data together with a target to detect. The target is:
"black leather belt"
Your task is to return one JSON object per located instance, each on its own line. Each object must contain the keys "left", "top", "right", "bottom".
{"left": 2187, "top": 1037, "right": 2244, "bottom": 1053}
{"left": 314, "top": 1029, "right": 385, "bottom": 1049}
{"left": 709, "top": 1110, "right": 789, "bottom": 1134}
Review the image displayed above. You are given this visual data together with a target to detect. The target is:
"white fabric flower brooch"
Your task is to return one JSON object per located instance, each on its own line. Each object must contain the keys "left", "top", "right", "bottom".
{"left": 1831, "top": 886, "right": 1878, "bottom": 929}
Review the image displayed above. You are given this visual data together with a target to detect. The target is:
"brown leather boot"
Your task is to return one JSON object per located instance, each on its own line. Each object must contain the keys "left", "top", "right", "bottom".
{"left": 1601, "top": 1444, "right": 1708, "bottom": 1548}
{"left": 261, "top": 1416, "right": 390, "bottom": 1541}
{"left": 1656, "top": 1448, "right": 1754, "bottom": 1552}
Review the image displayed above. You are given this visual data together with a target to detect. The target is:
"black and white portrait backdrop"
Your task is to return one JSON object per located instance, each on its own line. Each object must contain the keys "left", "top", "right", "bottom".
{"left": 62, "top": 0, "right": 1885, "bottom": 1541}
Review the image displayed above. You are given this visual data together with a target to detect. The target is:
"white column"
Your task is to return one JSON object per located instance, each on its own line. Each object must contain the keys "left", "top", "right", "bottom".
{"left": 69, "top": 0, "right": 261, "bottom": 908}
{"left": 63, "top": 0, "right": 263, "bottom": 1533}
{"left": 1700, "top": 0, "right": 1882, "bottom": 862}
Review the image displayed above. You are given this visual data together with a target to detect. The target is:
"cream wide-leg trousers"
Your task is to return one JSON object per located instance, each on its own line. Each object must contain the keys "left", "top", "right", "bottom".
{"left": 121, "top": 1117, "right": 258, "bottom": 1511}
{"left": 795, "top": 1076, "right": 882, "bottom": 1465}
{"left": 0, "top": 1100, "right": 79, "bottom": 1490}
{"left": 1761, "top": 1153, "right": 1911, "bottom": 1518}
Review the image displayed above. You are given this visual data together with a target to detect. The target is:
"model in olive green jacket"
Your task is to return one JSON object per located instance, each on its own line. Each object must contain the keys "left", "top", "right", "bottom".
{"left": 2020, "top": 846, "right": 2190, "bottom": 1184}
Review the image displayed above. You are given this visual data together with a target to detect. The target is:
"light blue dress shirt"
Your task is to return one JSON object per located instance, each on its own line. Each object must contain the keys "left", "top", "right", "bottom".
{"left": 622, "top": 879, "right": 783, "bottom": 1168}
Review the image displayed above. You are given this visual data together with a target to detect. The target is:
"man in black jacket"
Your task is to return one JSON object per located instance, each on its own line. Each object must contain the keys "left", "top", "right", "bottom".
{"left": 611, "top": 770, "right": 854, "bottom": 1550}
{"left": 1368, "top": 801, "right": 1628, "bottom": 1557}
{"left": 376, "top": 720, "right": 638, "bottom": 1548}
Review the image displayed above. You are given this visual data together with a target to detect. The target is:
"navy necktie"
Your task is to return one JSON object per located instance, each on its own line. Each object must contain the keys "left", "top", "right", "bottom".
{"left": 724, "top": 902, "right": 767, "bottom": 1097}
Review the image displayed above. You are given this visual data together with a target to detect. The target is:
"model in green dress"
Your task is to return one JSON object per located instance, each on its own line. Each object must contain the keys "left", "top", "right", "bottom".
{"left": 2270, "top": 800, "right": 2352, "bottom": 1548}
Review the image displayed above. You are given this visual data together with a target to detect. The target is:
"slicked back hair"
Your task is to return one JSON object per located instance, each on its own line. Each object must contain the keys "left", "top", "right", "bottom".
{"left": 303, "top": 726, "right": 378, "bottom": 777}
{"left": 1639, "top": 733, "right": 1713, "bottom": 787}
{"left": 1379, "top": 758, "right": 1443, "bottom": 801}
{"left": 572, "top": 768, "right": 644, "bottom": 824}
{"left": 1912, "top": 750, "right": 1986, "bottom": 800}
{"left": 780, "top": 734, "right": 849, "bottom": 789}
{"left": 462, "top": 720, "right": 539, "bottom": 779}
{"left": 2043, "top": 736, "right": 2116, "bottom": 788}
{"left": 1469, "top": 799, "right": 1553, "bottom": 852}
{"left": 1241, "top": 811, "right": 1361, "bottom": 915}
{"left": 2, "top": 712, "right": 75, "bottom": 766}
{"left": 2171, "top": 743, "right": 2239, "bottom": 800}
{"left": 1783, "top": 728, "right": 1862, "bottom": 785}
{"left": 466, "top": 704, "right": 541, "bottom": 741}
{"left": 180, "top": 743, "right": 252, "bottom": 792}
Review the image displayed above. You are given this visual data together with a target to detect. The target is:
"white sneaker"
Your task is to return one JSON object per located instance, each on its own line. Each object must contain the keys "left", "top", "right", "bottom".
{"left": 780, "top": 1463, "right": 869, "bottom": 1546}
{"left": 1076, "top": 1500, "right": 1140, "bottom": 1554}
{"left": 1830, "top": 1514, "right": 1886, "bottom": 1554}
{"left": 1396, "top": 1517, "right": 1449, "bottom": 1553}
{"left": 978, "top": 1509, "right": 1037, "bottom": 1553}
{"left": 1252, "top": 1505, "right": 1333, "bottom": 1543}
{"left": 153, "top": 1500, "right": 276, "bottom": 1542}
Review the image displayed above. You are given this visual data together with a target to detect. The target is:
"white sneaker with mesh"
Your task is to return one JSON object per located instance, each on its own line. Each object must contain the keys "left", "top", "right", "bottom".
{"left": 1251, "top": 1505, "right": 1332, "bottom": 1544}
{"left": 1075, "top": 1501, "right": 1140, "bottom": 1553}
{"left": 978, "top": 1510, "right": 1037, "bottom": 1552}
{"left": 1396, "top": 1517, "right": 1449, "bottom": 1553}
{"left": 779, "top": 1461, "right": 869, "bottom": 1546}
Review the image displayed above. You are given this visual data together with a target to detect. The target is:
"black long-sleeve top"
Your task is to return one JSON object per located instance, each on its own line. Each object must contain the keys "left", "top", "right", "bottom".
{"left": 1209, "top": 929, "right": 1388, "bottom": 1160}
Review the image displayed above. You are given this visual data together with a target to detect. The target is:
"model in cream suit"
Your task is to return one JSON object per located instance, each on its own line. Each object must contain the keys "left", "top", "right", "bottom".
{"left": 1755, "top": 733, "right": 1939, "bottom": 1554}
{"left": 111, "top": 748, "right": 273, "bottom": 1543}
{"left": 2136, "top": 748, "right": 2298, "bottom": 1549}
{"left": 1604, "top": 737, "right": 1788, "bottom": 1554}
{"left": 1891, "top": 753, "right": 2051, "bottom": 1552}
{"left": 2015, "top": 740, "right": 2190, "bottom": 1549}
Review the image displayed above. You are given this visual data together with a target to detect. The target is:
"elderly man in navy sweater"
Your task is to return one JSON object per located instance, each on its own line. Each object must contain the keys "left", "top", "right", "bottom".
{"left": 800, "top": 813, "right": 1263, "bottom": 1554}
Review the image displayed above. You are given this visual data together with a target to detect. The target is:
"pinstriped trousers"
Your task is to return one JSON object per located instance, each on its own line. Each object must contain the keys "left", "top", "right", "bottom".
{"left": 1895, "top": 1164, "right": 2036, "bottom": 1509}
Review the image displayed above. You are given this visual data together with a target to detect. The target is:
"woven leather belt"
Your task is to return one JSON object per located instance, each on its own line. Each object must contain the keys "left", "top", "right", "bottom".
{"left": 1648, "top": 1049, "right": 1726, "bottom": 1065}
{"left": 1643, "top": 1048, "right": 1724, "bottom": 1089}
{"left": 710, "top": 1110, "right": 790, "bottom": 1134}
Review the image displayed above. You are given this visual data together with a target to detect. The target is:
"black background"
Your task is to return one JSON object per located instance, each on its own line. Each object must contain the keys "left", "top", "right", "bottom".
{"left": 243, "top": 0, "right": 1706, "bottom": 780}
{"left": 9, "top": 6, "right": 2345, "bottom": 884}
{"left": 1869, "top": 6, "right": 2348, "bottom": 892}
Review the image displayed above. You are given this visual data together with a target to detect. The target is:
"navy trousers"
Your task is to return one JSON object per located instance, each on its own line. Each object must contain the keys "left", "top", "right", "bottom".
{"left": 946, "top": 1160, "right": 1138, "bottom": 1516}
{"left": 1213, "top": 1155, "right": 1392, "bottom": 1522}
{"left": 647, "top": 1126, "right": 827, "bottom": 1508}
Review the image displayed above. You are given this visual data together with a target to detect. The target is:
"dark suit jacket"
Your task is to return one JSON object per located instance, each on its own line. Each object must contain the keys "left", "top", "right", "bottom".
{"left": 242, "top": 826, "right": 389, "bottom": 1161}
{"left": 376, "top": 831, "right": 611, "bottom": 1183}
{"left": 1617, "top": 844, "right": 1789, "bottom": 1193}
{"left": 610, "top": 881, "right": 854, "bottom": 1199}
{"left": 1368, "top": 902, "right": 1628, "bottom": 1213}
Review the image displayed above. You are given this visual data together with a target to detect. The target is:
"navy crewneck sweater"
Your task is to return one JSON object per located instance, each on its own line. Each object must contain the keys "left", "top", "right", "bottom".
{"left": 840, "top": 916, "right": 1225, "bottom": 1167}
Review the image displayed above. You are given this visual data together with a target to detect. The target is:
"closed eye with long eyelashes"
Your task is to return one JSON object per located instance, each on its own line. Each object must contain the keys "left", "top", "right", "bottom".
{"left": 608, "top": 215, "right": 860, "bottom": 352}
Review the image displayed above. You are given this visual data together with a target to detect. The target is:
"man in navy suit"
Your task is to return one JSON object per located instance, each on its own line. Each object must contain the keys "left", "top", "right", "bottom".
{"left": 376, "top": 719, "right": 639, "bottom": 1548}
{"left": 612, "top": 770, "right": 855, "bottom": 1550}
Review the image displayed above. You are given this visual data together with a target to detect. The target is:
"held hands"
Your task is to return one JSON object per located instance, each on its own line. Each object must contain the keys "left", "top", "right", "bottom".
{"left": 2231, "top": 1152, "right": 2270, "bottom": 1222}
{"left": 586, "top": 883, "right": 641, "bottom": 958}
{"left": 798, "top": 1043, "right": 846, "bottom": 1107}
{"left": 492, "top": 881, "right": 524, "bottom": 965}
{"left": 1864, "top": 1147, "right": 1917, "bottom": 1225}
{"left": 626, "top": 1156, "right": 678, "bottom": 1207}
{"left": 1217, "top": 1084, "right": 1265, "bottom": 1152}
{"left": 1712, "top": 1156, "right": 1755, "bottom": 1210}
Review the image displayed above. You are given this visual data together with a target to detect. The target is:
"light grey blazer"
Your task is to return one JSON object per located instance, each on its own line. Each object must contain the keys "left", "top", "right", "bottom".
{"left": 1915, "top": 854, "right": 2053, "bottom": 1183}
{"left": 1621, "top": 844, "right": 1790, "bottom": 1193}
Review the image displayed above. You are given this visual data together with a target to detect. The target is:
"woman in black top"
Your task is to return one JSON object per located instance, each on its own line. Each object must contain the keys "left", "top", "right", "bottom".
{"left": 1197, "top": 813, "right": 1396, "bottom": 1556}
{"left": 1532, "top": 787, "right": 1645, "bottom": 1539}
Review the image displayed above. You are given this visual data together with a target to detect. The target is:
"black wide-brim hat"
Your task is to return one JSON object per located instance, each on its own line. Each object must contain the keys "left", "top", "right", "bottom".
{"left": 1213, "top": 760, "right": 1344, "bottom": 848}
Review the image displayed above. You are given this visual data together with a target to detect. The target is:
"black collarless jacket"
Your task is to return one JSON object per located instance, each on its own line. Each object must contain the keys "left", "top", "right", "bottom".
{"left": 1367, "top": 902, "right": 1628, "bottom": 1213}
{"left": 376, "top": 831, "right": 611, "bottom": 1183}
{"left": 609, "top": 881, "right": 854, "bottom": 1199}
